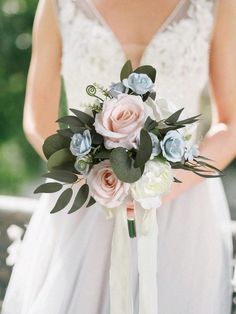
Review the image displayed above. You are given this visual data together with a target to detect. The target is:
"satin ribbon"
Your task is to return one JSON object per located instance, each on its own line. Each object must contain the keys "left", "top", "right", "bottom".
{"left": 109, "top": 202, "right": 158, "bottom": 314}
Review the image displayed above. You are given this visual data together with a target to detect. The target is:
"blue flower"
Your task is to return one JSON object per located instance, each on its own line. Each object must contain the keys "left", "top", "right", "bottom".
{"left": 70, "top": 130, "right": 92, "bottom": 157}
{"left": 149, "top": 132, "right": 161, "bottom": 159}
{"left": 109, "top": 82, "right": 129, "bottom": 98}
{"left": 184, "top": 144, "right": 200, "bottom": 162}
{"left": 122, "top": 73, "right": 154, "bottom": 95}
{"left": 160, "top": 131, "right": 185, "bottom": 163}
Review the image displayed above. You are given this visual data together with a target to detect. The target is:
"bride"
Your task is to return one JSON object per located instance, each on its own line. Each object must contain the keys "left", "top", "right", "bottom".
{"left": 2, "top": 0, "right": 236, "bottom": 313}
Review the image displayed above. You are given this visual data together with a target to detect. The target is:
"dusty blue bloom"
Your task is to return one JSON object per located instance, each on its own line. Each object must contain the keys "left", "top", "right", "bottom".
{"left": 149, "top": 132, "right": 161, "bottom": 158}
{"left": 160, "top": 131, "right": 185, "bottom": 163}
{"left": 184, "top": 144, "right": 200, "bottom": 162}
{"left": 74, "top": 154, "right": 93, "bottom": 174}
{"left": 122, "top": 73, "right": 154, "bottom": 95}
{"left": 70, "top": 130, "right": 92, "bottom": 157}
{"left": 109, "top": 82, "right": 128, "bottom": 97}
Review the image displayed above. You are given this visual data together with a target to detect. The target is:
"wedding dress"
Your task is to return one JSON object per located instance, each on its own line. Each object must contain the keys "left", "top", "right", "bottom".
{"left": 2, "top": 0, "right": 233, "bottom": 313}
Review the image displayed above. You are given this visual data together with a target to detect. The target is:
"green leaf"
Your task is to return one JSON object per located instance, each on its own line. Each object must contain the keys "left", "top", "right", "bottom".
{"left": 42, "top": 170, "right": 78, "bottom": 183}
{"left": 110, "top": 147, "right": 144, "bottom": 183}
{"left": 50, "top": 188, "right": 73, "bottom": 214}
{"left": 134, "top": 65, "right": 156, "bottom": 83}
{"left": 165, "top": 108, "right": 184, "bottom": 124}
{"left": 176, "top": 114, "right": 201, "bottom": 125}
{"left": 86, "top": 196, "right": 96, "bottom": 208}
{"left": 68, "top": 184, "right": 89, "bottom": 214}
{"left": 144, "top": 116, "right": 158, "bottom": 131}
{"left": 94, "top": 149, "right": 111, "bottom": 159}
{"left": 134, "top": 129, "right": 152, "bottom": 168}
{"left": 53, "top": 161, "right": 78, "bottom": 173}
{"left": 70, "top": 108, "right": 95, "bottom": 126}
{"left": 173, "top": 177, "right": 182, "bottom": 183}
{"left": 56, "top": 115, "right": 84, "bottom": 127}
{"left": 47, "top": 148, "right": 75, "bottom": 171}
{"left": 120, "top": 60, "right": 133, "bottom": 81}
{"left": 57, "top": 128, "right": 74, "bottom": 138}
{"left": 43, "top": 134, "right": 71, "bottom": 160}
{"left": 34, "top": 182, "right": 63, "bottom": 194}
{"left": 92, "top": 132, "right": 104, "bottom": 145}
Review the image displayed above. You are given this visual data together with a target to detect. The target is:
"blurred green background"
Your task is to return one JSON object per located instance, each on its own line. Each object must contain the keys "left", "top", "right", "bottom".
{"left": 0, "top": 0, "right": 42, "bottom": 196}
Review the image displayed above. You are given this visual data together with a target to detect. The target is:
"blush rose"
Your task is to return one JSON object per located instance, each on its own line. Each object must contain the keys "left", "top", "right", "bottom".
{"left": 94, "top": 93, "right": 148, "bottom": 150}
{"left": 86, "top": 160, "right": 130, "bottom": 208}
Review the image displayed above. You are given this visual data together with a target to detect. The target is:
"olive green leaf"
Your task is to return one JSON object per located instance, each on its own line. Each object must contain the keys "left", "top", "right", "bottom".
{"left": 47, "top": 148, "right": 75, "bottom": 171}
{"left": 68, "top": 184, "right": 89, "bottom": 214}
{"left": 42, "top": 170, "right": 78, "bottom": 183}
{"left": 56, "top": 115, "right": 84, "bottom": 128}
{"left": 110, "top": 147, "right": 144, "bottom": 183}
{"left": 70, "top": 108, "right": 95, "bottom": 126}
{"left": 86, "top": 196, "right": 96, "bottom": 208}
{"left": 165, "top": 108, "right": 184, "bottom": 124}
{"left": 120, "top": 60, "right": 133, "bottom": 81}
{"left": 57, "top": 128, "right": 74, "bottom": 138}
{"left": 94, "top": 149, "right": 111, "bottom": 159}
{"left": 50, "top": 188, "right": 73, "bottom": 214}
{"left": 43, "top": 134, "right": 71, "bottom": 160}
{"left": 134, "top": 129, "right": 152, "bottom": 168}
{"left": 34, "top": 182, "right": 63, "bottom": 194}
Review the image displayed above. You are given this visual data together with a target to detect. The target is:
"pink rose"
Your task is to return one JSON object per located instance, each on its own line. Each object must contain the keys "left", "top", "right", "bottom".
{"left": 87, "top": 160, "right": 130, "bottom": 208}
{"left": 94, "top": 93, "right": 147, "bottom": 149}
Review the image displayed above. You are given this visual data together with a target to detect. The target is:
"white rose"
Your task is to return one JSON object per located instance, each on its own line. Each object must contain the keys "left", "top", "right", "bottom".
{"left": 131, "top": 159, "right": 173, "bottom": 209}
{"left": 145, "top": 97, "right": 178, "bottom": 120}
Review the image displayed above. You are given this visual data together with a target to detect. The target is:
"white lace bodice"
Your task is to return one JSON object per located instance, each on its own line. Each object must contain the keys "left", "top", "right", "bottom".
{"left": 55, "top": 0, "right": 217, "bottom": 118}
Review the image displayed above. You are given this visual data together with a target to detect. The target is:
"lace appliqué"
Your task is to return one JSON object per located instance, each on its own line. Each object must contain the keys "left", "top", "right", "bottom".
{"left": 55, "top": 0, "right": 216, "bottom": 118}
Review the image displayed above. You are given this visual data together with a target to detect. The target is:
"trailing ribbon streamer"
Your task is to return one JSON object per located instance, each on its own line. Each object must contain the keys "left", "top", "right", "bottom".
{"left": 109, "top": 202, "right": 158, "bottom": 314}
{"left": 135, "top": 202, "right": 158, "bottom": 314}
{"left": 109, "top": 203, "right": 133, "bottom": 314}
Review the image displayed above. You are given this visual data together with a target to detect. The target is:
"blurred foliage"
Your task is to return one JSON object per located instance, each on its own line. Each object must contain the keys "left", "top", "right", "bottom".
{"left": 0, "top": 0, "right": 42, "bottom": 195}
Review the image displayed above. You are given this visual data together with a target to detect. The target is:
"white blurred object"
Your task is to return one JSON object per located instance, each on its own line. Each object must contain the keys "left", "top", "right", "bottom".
{"left": 6, "top": 225, "right": 24, "bottom": 267}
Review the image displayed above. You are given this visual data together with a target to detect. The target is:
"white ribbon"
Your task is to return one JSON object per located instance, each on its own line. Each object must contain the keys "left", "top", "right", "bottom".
{"left": 109, "top": 204, "right": 133, "bottom": 314}
{"left": 109, "top": 202, "right": 158, "bottom": 314}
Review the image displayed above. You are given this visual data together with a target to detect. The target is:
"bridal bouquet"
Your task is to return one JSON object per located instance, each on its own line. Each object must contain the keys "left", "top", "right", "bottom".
{"left": 34, "top": 60, "right": 222, "bottom": 238}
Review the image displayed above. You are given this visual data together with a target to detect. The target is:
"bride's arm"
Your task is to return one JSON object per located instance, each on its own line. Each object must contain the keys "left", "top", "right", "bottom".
{"left": 23, "top": 0, "right": 62, "bottom": 160}
{"left": 163, "top": 0, "right": 236, "bottom": 203}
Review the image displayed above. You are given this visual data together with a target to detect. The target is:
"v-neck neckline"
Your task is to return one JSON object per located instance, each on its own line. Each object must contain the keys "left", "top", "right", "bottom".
{"left": 86, "top": 0, "right": 187, "bottom": 67}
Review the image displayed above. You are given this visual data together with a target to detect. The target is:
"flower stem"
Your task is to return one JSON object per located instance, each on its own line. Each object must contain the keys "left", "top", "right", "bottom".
{"left": 126, "top": 201, "right": 136, "bottom": 238}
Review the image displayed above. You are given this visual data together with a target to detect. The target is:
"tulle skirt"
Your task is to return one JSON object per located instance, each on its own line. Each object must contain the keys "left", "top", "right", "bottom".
{"left": 2, "top": 178, "right": 233, "bottom": 314}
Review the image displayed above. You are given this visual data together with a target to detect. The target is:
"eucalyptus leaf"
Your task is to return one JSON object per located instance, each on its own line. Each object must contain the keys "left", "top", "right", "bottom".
{"left": 53, "top": 161, "right": 78, "bottom": 173}
{"left": 120, "top": 60, "right": 133, "bottom": 81}
{"left": 34, "top": 182, "right": 63, "bottom": 194}
{"left": 86, "top": 196, "right": 96, "bottom": 208}
{"left": 134, "top": 65, "right": 156, "bottom": 83}
{"left": 144, "top": 116, "right": 158, "bottom": 131}
{"left": 43, "top": 134, "right": 70, "bottom": 160}
{"left": 94, "top": 149, "right": 111, "bottom": 159}
{"left": 134, "top": 129, "right": 152, "bottom": 168}
{"left": 176, "top": 114, "right": 201, "bottom": 125}
{"left": 57, "top": 128, "right": 74, "bottom": 138}
{"left": 110, "top": 147, "right": 144, "bottom": 183}
{"left": 68, "top": 184, "right": 89, "bottom": 214}
{"left": 173, "top": 177, "right": 182, "bottom": 183}
{"left": 56, "top": 115, "right": 84, "bottom": 128}
{"left": 42, "top": 170, "right": 78, "bottom": 183}
{"left": 165, "top": 108, "right": 184, "bottom": 124}
{"left": 47, "top": 148, "right": 75, "bottom": 171}
{"left": 92, "top": 132, "right": 104, "bottom": 145}
{"left": 50, "top": 188, "right": 73, "bottom": 214}
{"left": 70, "top": 108, "right": 95, "bottom": 126}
